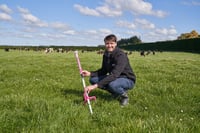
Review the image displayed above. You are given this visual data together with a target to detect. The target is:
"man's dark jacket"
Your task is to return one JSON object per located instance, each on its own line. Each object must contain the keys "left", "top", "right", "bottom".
{"left": 91, "top": 47, "right": 136, "bottom": 88}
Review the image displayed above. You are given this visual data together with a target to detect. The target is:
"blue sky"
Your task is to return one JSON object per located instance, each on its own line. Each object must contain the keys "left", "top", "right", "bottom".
{"left": 0, "top": 0, "right": 199, "bottom": 46}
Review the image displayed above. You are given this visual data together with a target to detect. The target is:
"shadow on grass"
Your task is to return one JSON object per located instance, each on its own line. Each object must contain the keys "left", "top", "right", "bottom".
{"left": 92, "top": 91, "right": 114, "bottom": 102}
{"left": 61, "top": 88, "right": 82, "bottom": 97}
{"left": 60, "top": 88, "right": 82, "bottom": 104}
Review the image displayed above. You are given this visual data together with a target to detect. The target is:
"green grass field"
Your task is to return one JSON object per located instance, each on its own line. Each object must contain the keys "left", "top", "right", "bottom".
{"left": 0, "top": 49, "right": 199, "bottom": 133}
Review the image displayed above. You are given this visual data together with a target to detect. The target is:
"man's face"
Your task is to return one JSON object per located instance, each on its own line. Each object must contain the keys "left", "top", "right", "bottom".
{"left": 105, "top": 40, "right": 117, "bottom": 52}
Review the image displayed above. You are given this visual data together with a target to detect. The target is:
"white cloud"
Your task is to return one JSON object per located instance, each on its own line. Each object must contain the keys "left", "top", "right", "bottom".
{"left": 182, "top": 1, "right": 200, "bottom": 6}
{"left": 63, "top": 30, "right": 76, "bottom": 35}
{"left": 86, "top": 30, "right": 98, "bottom": 34}
{"left": 105, "top": 0, "right": 152, "bottom": 15}
{"left": 152, "top": 10, "right": 167, "bottom": 18}
{"left": 21, "top": 13, "right": 39, "bottom": 23}
{"left": 17, "top": 6, "right": 29, "bottom": 14}
{"left": 49, "top": 22, "right": 75, "bottom": 36}
{"left": 74, "top": 0, "right": 167, "bottom": 18}
{"left": 18, "top": 6, "right": 48, "bottom": 27}
{"left": 22, "top": 34, "right": 33, "bottom": 38}
{"left": 99, "top": 28, "right": 112, "bottom": 34}
{"left": 38, "top": 33, "right": 66, "bottom": 40}
{"left": 191, "top": 1, "right": 200, "bottom": 6}
{"left": 0, "top": 12, "right": 12, "bottom": 21}
{"left": 155, "top": 28, "right": 169, "bottom": 35}
{"left": 116, "top": 20, "right": 136, "bottom": 29}
{"left": 168, "top": 28, "right": 177, "bottom": 35}
{"left": 144, "top": 26, "right": 178, "bottom": 42}
{"left": 82, "top": 28, "right": 113, "bottom": 42}
{"left": 116, "top": 18, "right": 155, "bottom": 30}
{"left": 0, "top": 4, "right": 12, "bottom": 21}
{"left": 74, "top": 4, "right": 100, "bottom": 16}
{"left": 135, "top": 18, "right": 155, "bottom": 29}
{"left": 96, "top": 5, "right": 122, "bottom": 17}
{"left": 50, "top": 22, "right": 70, "bottom": 30}
{"left": 115, "top": 18, "right": 177, "bottom": 42}
{"left": 21, "top": 13, "right": 48, "bottom": 27}
{"left": 22, "top": 27, "right": 37, "bottom": 33}
{"left": 115, "top": 0, "right": 167, "bottom": 17}
{"left": 0, "top": 1, "right": 179, "bottom": 46}
{"left": 0, "top": 4, "right": 12, "bottom": 14}
{"left": 123, "top": 30, "right": 141, "bottom": 37}
{"left": 155, "top": 27, "right": 177, "bottom": 35}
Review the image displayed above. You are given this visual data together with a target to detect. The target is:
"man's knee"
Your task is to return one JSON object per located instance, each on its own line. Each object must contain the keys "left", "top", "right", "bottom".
{"left": 108, "top": 81, "right": 118, "bottom": 90}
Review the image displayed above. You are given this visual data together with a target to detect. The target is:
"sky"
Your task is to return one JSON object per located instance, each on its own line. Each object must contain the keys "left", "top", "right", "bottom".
{"left": 0, "top": 0, "right": 200, "bottom": 46}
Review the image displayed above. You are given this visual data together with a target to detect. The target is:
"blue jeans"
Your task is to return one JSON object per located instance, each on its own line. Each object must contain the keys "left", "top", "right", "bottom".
{"left": 89, "top": 75, "right": 134, "bottom": 96}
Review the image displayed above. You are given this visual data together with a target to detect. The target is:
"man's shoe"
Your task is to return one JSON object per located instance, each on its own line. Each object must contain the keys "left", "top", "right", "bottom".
{"left": 120, "top": 92, "right": 129, "bottom": 106}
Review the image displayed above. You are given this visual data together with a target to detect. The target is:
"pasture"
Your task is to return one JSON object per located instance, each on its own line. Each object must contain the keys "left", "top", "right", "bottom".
{"left": 0, "top": 49, "right": 199, "bottom": 132}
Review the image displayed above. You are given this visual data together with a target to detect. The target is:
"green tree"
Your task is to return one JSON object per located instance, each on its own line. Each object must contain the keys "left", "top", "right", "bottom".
{"left": 118, "top": 36, "right": 142, "bottom": 46}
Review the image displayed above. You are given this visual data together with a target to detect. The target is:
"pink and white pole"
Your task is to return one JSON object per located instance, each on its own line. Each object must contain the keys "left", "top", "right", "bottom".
{"left": 74, "top": 51, "right": 96, "bottom": 114}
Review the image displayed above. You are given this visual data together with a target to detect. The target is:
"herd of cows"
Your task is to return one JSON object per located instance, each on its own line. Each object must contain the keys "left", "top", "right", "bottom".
{"left": 3, "top": 47, "right": 157, "bottom": 56}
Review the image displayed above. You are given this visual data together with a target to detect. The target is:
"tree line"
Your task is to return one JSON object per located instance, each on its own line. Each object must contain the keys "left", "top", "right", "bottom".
{"left": 117, "top": 30, "right": 200, "bottom": 46}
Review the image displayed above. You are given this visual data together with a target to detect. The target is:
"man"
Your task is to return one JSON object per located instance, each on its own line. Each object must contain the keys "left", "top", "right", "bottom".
{"left": 82, "top": 34, "right": 136, "bottom": 106}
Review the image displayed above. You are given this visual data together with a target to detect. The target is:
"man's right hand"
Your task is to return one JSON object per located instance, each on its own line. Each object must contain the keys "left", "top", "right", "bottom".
{"left": 81, "top": 70, "right": 91, "bottom": 77}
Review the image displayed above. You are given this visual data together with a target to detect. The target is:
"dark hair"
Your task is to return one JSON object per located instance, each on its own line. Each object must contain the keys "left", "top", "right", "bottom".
{"left": 104, "top": 34, "right": 117, "bottom": 43}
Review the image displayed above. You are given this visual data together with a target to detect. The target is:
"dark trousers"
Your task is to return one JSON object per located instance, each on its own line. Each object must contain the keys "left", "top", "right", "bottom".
{"left": 89, "top": 75, "right": 134, "bottom": 96}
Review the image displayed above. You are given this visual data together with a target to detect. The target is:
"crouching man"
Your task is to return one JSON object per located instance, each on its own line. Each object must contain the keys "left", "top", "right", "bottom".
{"left": 82, "top": 34, "right": 136, "bottom": 106}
